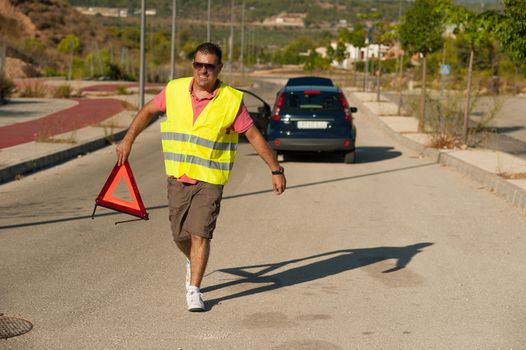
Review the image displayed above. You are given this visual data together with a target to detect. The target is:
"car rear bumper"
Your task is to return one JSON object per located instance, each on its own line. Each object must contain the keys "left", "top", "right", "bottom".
{"left": 269, "top": 138, "right": 355, "bottom": 152}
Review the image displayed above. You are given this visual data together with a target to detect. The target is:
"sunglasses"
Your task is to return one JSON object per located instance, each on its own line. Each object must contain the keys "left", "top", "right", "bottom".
{"left": 192, "top": 61, "right": 218, "bottom": 71}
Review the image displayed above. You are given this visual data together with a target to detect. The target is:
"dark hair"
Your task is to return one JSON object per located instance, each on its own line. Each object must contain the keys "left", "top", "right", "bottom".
{"left": 194, "top": 42, "right": 222, "bottom": 65}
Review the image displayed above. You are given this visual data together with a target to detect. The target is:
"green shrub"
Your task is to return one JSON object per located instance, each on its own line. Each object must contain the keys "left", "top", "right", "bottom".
{"left": 115, "top": 85, "right": 129, "bottom": 95}
{"left": 42, "top": 66, "right": 61, "bottom": 77}
{"left": 52, "top": 84, "right": 73, "bottom": 98}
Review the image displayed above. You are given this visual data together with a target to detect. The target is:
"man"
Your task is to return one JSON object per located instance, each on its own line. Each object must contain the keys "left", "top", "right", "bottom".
{"left": 116, "top": 42, "right": 286, "bottom": 312}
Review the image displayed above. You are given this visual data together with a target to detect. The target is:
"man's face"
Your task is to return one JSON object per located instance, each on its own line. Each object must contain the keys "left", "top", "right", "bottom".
{"left": 192, "top": 51, "right": 222, "bottom": 91}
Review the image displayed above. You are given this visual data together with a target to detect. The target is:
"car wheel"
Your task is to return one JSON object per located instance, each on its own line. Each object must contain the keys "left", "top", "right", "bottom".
{"left": 344, "top": 150, "right": 356, "bottom": 164}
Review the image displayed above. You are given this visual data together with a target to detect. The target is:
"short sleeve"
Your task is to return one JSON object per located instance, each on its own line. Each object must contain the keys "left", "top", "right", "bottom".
{"left": 153, "top": 88, "right": 167, "bottom": 112}
{"left": 230, "top": 103, "right": 254, "bottom": 133}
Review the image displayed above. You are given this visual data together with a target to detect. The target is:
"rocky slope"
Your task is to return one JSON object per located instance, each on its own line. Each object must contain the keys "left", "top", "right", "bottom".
{"left": 1, "top": 0, "right": 119, "bottom": 78}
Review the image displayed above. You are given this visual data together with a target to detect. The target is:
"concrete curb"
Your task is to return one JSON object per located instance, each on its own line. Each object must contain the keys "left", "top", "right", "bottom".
{"left": 347, "top": 90, "right": 526, "bottom": 215}
{"left": 437, "top": 153, "right": 526, "bottom": 215}
{"left": 0, "top": 129, "right": 128, "bottom": 185}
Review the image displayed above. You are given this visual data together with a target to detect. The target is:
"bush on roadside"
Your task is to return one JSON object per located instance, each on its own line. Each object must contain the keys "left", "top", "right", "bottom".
{"left": 18, "top": 79, "right": 48, "bottom": 97}
{"left": 52, "top": 84, "right": 73, "bottom": 98}
{"left": 0, "top": 74, "right": 15, "bottom": 104}
{"left": 115, "top": 85, "right": 129, "bottom": 95}
{"left": 42, "top": 66, "right": 61, "bottom": 77}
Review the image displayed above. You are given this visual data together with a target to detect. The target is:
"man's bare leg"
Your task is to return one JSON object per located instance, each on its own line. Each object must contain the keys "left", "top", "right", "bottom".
{"left": 176, "top": 239, "right": 191, "bottom": 260}
{"left": 189, "top": 235, "right": 209, "bottom": 288}
{"left": 175, "top": 235, "right": 210, "bottom": 288}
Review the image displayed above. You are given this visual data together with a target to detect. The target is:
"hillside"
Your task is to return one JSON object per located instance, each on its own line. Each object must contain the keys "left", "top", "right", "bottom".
{"left": 67, "top": 0, "right": 502, "bottom": 24}
{"left": 1, "top": 0, "right": 120, "bottom": 78}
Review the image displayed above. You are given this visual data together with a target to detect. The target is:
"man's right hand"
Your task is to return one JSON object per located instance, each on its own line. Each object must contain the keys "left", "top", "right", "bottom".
{"left": 116, "top": 138, "right": 132, "bottom": 166}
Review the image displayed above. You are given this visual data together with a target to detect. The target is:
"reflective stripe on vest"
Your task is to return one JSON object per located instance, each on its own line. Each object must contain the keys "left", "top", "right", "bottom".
{"left": 160, "top": 77, "right": 243, "bottom": 185}
{"left": 161, "top": 132, "right": 238, "bottom": 152}
{"left": 164, "top": 152, "right": 234, "bottom": 171}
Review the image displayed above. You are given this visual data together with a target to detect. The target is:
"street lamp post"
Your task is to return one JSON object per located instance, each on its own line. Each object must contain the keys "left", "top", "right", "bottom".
{"left": 170, "top": 0, "right": 177, "bottom": 80}
{"left": 240, "top": 0, "right": 245, "bottom": 74}
{"left": 397, "top": 0, "right": 403, "bottom": 115}
{"left": 207, "top": 0, "right": 211, "bottom": 42}
{"left": 138, "top": 0, "right": 146, "bottom": 109}
{"left": 228, "top": 0, "right": 234, "bottom": 80}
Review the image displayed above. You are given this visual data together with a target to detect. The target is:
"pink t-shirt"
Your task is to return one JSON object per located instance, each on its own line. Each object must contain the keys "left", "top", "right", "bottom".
{"left": 154, "top": 79, "right": 254, "bottom": 184}
{"left": 153, "top": 79, "right": 253, "bottom": 133}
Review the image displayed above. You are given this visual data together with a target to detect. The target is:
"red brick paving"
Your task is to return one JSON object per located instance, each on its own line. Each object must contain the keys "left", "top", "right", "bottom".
{"left": 0, "top": 98, "right": 125, "bottom": 149}
{"left": 81, "top": 83, "right": 164, "bottom": 92}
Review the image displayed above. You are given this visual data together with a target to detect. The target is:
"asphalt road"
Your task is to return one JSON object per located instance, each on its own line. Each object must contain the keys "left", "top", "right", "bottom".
{"left": 1, "top": 83, "right": 525, "bottom": 349}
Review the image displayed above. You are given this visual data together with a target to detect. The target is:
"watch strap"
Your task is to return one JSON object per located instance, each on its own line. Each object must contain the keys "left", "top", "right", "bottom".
{"left": 271, "top": 166, "right": 284, "bottom": 175}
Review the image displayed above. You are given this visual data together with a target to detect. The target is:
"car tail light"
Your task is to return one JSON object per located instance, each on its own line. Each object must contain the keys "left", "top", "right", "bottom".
{"left": 274, "top": 139, "right": 281, "bottom": 146}
{"left": 304, "top": 90, "right": 321, "bottom": 95}
{"left": 343, "top": 139, "right": 351, "bottom": 147}
{"left": 340, "top": 93, "right": 351, "bottom": 121}
{"left": 273, "top": 93, "right": 284, "bottom": 121}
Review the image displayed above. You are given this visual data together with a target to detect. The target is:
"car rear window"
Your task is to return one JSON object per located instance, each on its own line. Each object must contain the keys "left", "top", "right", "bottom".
{"left": 281, "top": 92, "right": 343, "bottom": 113}
{"left": 286, "top": 77, "right": 334, "bottom": 87}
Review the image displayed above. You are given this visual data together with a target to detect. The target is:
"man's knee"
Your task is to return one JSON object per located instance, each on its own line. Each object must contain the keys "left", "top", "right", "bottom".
{"left": 175, "top": 238, "right": 191, "bottom": 254}
{"left": 191, "top": 234, "right": 209, "bottom": 247}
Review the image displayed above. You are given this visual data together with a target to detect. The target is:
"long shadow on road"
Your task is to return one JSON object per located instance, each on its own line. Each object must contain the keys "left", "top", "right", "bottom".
{"left": 0, "top": 162, "right": 434, "bottom": 230}
{"left": 202, "top": 243, "right": 434, "bottom": 311}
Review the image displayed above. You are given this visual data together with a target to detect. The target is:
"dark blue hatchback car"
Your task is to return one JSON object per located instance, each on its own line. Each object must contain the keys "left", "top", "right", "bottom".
{"left": 267, "top": 77, "right": 357, "bottom": 163}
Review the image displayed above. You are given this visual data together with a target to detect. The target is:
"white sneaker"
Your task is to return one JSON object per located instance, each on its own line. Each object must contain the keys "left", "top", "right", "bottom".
{"left": 186, "top": 289, "right": 205, "bottom": 312}
{"left": 185, "top": 257, "right": 191, "bottom": 291}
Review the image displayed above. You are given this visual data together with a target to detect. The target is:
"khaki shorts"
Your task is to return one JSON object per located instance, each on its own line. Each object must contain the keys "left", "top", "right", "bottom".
{"left": 167, "top": 177, "right": 223, "bottom": 241}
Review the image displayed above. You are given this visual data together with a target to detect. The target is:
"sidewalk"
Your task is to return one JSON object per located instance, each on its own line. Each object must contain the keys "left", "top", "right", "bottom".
{"left": 0, "top": 82, "right": 159, "bottom": 184}
{"left": 345, "top": 89, "right": 526, "bottom": 215}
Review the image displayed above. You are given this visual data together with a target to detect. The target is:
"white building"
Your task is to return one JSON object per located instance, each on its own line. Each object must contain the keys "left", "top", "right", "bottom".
{"left": 321, "top": 41, "right": 392, "bottom": 69}
{"left": 262, "top": 12, "right": 305, "bottom": 27}
{"left": 75, "top": 6, "right": 128, "bottom": 18}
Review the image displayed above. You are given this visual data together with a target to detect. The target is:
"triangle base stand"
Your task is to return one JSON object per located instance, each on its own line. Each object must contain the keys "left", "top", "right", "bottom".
{"left": 91, "top": 203, "right": 149, "bottom": 225}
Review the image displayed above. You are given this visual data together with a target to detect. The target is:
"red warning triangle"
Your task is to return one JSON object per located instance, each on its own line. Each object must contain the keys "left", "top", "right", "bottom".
{"left": 93, "top": 160, "right": 149, "bottom": 220}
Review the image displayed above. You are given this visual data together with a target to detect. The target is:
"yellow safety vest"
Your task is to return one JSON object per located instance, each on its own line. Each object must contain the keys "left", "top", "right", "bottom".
{"left": 160, "top": 77, "right": 243, "bottom": 185}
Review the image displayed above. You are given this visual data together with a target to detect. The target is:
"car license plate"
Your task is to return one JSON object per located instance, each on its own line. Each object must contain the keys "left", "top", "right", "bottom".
{"left": 297, "top": 121, "right": 328, "bottom": 129}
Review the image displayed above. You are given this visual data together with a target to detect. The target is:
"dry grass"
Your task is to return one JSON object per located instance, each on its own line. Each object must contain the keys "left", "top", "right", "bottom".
{"left": 121, "top": 100, "right": 138, "bottom": 111}
{"left": 92, "top": 120, "right": 123, "bottom": 142}
{"left": 35, "top": 133, "right": 77, "bottom": 144}
{"left": 34, "top": 121, "right": 77, "bottom": 144}
{"left": 52, "top": 84, "right": 73, "bottom": 98}
{"left": 92, "top": 121, "right": 127, "bottom": 129}
{"left": 144, "top": 88, "right": 162, "bottom": 95}
{"left": 0, "top": 0, "right": 36, "bottom": 42}
{"left": 497, "top": 172, "right": 526, "bottom": 180}
{"left": 116, "top": 85, "right": 130, "bottom": 95}
{"left": 427, "top": 132, "right": 464, "bottom": 149}
{"left": 17, "top": 79, "right": 49, "bottom": 97}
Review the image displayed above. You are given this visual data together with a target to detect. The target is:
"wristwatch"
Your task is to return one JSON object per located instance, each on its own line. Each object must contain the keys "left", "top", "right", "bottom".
{"left": 271, "top": 166, "right": 285, "bottom": 175}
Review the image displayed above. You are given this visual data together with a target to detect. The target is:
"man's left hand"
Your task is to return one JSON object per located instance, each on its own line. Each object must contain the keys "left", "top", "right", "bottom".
{"left": 272, "top": 173, "right": 286, "bottom": 195}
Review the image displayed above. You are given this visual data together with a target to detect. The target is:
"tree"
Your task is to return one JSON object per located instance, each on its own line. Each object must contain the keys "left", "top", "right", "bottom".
{"left": 442, "top": 4, "right": 501, "bottom": 143}
{"left": 497, "top": 0, "right": 526, "bottom": 94}
{"left": 304, "top": 50, "right": 330, "bottom": 72}
{"left": 399, "top": 0, "right": 445, "bottom": 129}
{"left": 497, "top": 0, "right": 526, "bottom": 63}
{"left": 372, "top": 21, "right": 397, "bottom": 101}
{"left": 57, "top": 35, "right": 80, "bottom": 54}
{"left": 277, "top": 38, "right": 316, "bottom": 65}
{"left": 57, "top": 35, "right": 81, "bottom": 80}
{"left": 327, "top": 41, "right": 347, "bottom": 66}
{"left": 349, "top": 23, "right": 367, "bottom": 88}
